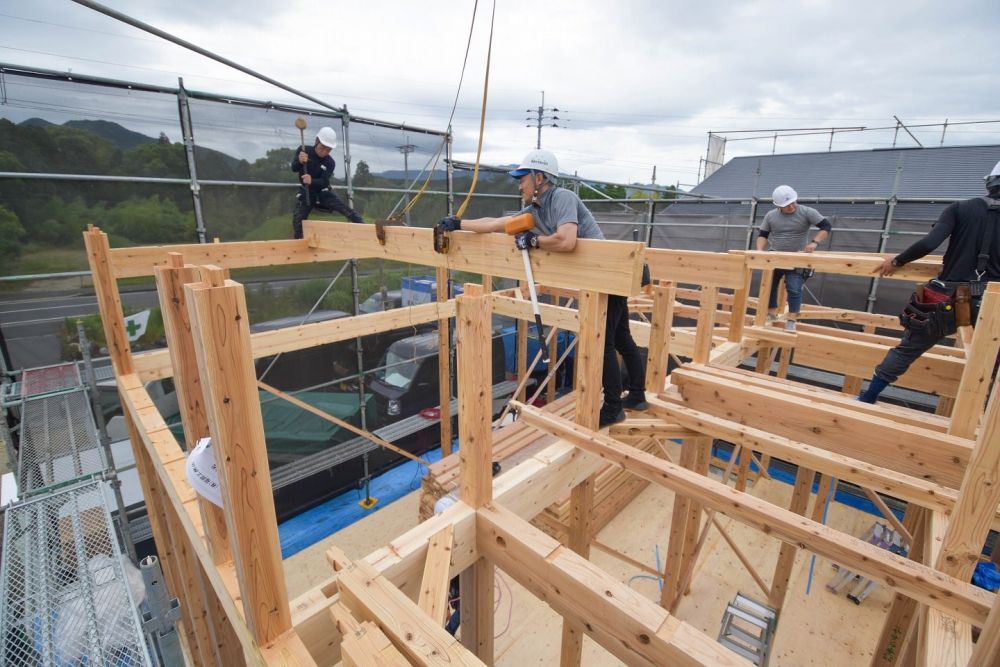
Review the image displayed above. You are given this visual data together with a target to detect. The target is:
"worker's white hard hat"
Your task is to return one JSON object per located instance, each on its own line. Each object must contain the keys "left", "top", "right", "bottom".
{"left": 510, "top": 149, "right": 559, "bottom": 181}
{"left": 986, "top": 160, "right": 1000, "bottom": 191}
{"left": 772, "top": 185, "right": 798, "bottom": 208}
{"left": 316, "top": 126, "right": 338, "bottom": 150}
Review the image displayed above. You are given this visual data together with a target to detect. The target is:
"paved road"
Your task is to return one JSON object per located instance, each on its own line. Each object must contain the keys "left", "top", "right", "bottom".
{"left": 0, "top": 289, "right": 162, "bottom": 369}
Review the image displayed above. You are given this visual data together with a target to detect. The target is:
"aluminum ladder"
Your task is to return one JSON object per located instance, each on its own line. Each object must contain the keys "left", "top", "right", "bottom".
{"left": 718, "top": 592, "right": 778, "bottom": 666}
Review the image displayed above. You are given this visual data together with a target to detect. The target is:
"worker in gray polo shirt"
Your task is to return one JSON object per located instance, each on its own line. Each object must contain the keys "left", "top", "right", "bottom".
{"left": 437, "top": 149, "right": 645, "bottom": 427}
{"left": 755, "top": 185, "right": 833, "bottom": 331}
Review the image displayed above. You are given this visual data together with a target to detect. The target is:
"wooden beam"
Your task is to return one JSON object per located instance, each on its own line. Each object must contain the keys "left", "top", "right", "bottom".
{"left": 108, "top": 238, "right": 344, "bottom": 278}
{"left": 645, "top": 247, "right": 748, "bottom": 288}
{"left": 745, "top": 250, "right": 941, "bottom": 281}
{"left": 670, "top": 368, "right": 972, "bottom": 488}
{"left": 511, "top": 401, "right": 994, "bottom": 627}
{"left": 185, "top": 268, "right": 291, "bottom": 644}
{"left": 418, "top": 524, "right": 456, "bottom": 626}
{"left": 645, "top": 283, "right": 676, "bottom": 394}
{"left": 154, "top": 255, "right": 232, "bottom": 565}
{"left": 332, "top": 553, "right": 485, "bottom": 667}
{"left": 561, "top": 288, "right": 607, "bottom": 667}
{"left": 304, "top": 221, "right": 646, "bottom": 296}
{"left": 437, "top": 267, "right": 453, "bottom": 456}
{"left": 477, "top": 504, "right": 750, "bottom": 667}
{"left": 341, "top": 621, "right": 411, "bottom": 667}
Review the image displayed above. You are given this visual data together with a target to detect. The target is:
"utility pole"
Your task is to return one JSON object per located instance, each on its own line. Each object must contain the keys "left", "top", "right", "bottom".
{"left": 525, "top": 90, "right": 563, "bottom": 149}
{"left": 396, "top": 139, "right": 416, "bottom": 225}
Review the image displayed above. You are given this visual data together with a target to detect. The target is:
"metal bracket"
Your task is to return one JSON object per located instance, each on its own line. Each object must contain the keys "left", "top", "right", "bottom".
{"left": 374, "top": 217, "right": 405, "bottom": 246}
{"left": 433, "top": 225, "right": 450, "bottom": 254}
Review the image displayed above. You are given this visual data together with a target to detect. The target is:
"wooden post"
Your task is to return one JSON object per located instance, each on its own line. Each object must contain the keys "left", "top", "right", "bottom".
{"left": 560, "top": 288, "right": 607, "bottom": 667}
{"left": 456, "top": 283, "right": 495, "bottom": 664}
{"left": 948, "top": 284, "right": 1000, "bottom": 439}
{"left": 665, "top": 437, "right": 711, "bottom": 613}
{"left": 728, "top": 266, "right": 752, "bottom": 342}
{"left": 969, "top": 595, "right": 1000, "bottom": 666}
{"left": 154, "top": 253, "right": 232, "bottom": 565}
{"left": 83, "top": 226, "right": 133, "bottom": 376}
{"left": 645, "top": 282, "right": 676, "bottom": 394}
{"left": 768, "top": 466, "right": 814, "bottom": 612}
{"left": 185, "top": 267, "right": 291, "bottom": 645}
{"left": 436, "top": 266, "right": 453, "bottom": 456}
{"left": 693, "top": 286, "right": 718, "bottom": 364}
{"left": 547, "top": 297, "right": 560, "bottom": 403}
{"left": 516, "top": 303, "right": 528, "bottom": 402}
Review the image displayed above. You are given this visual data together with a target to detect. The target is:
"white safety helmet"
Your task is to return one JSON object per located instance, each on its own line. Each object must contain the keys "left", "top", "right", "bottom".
{"left": 316, "top": 126, "right": 338, "bottom": 150}
{"left": 509, "top": 149, "right": 559, "bottom": 182}
{"left": 772, "top": 185, "right": 798, "bottom": 208}
{"left": 985, "top": 160, "right": 1000, "bottom": 191}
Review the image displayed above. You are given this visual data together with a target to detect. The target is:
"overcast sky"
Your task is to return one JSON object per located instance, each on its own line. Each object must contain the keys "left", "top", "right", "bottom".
{"left": 1, "top": 0, "right": 999, "bottom": 186}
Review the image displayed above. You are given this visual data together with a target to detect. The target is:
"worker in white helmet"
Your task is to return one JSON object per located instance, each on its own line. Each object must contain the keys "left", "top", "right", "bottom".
{"left": 755, "top": 185, "right": 833, "bottom": 331}
{"left": 858, "top": 160, "right": 1000, "bottom": 403}
{"left": 436, "top": 149, "right": 646, "bottom": 427}
{"left": 290, "top": 126, "right": 364, "bottom": 239}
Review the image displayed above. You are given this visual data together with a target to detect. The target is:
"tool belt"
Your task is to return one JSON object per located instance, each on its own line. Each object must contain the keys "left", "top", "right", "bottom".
{"left": 794, "top": 267, "right": 816, "bottom": 280}
{"left": 900, "top": 280, "right": 972, "bottom": 336}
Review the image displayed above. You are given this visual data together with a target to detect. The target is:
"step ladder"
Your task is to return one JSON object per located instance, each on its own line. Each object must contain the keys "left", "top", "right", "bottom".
{"left": 718, "top": 593, "right": 778, "bottom": 666}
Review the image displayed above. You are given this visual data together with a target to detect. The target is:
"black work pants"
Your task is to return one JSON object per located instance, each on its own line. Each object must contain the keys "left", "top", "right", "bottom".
{"left": 602, "top": 295, "right": 645, "bottom": 414}
{"left": 291, "top": 187, "right": 364, "bottom": 239}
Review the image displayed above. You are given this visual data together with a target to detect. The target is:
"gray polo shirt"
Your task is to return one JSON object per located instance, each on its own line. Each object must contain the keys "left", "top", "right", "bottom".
{"left": 759, "top": 204, "right": 825, "bottom": 252}
{"left": 523, "top": 187, "right": 604, "bottom": 240}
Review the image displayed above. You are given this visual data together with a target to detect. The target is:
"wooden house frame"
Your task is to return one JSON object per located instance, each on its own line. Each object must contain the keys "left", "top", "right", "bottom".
{"left": 84, "top": 220, "right": 1000, "bottom": 666}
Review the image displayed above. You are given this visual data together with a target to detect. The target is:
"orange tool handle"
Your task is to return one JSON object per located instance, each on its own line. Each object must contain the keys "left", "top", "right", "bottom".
{"left": 504, "top": 212, "right": 535, "bottom": 235}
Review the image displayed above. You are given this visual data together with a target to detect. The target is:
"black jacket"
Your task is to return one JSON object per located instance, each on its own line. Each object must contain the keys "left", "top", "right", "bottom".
{"left": 895, "top": 197, "right": 1000, "bottom": 281}
{"left": 290, "top": 145, "right": 335, "bottom": 194}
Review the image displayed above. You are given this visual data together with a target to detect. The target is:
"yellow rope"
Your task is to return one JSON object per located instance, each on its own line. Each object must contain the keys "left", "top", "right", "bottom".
{"left": 454, "top": 0, "right": 496, "bottom": 219}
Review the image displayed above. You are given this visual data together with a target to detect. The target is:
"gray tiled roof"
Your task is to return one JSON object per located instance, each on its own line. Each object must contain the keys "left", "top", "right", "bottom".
{"left": 692, "top": 144, "right": 1000, "bottom": 199}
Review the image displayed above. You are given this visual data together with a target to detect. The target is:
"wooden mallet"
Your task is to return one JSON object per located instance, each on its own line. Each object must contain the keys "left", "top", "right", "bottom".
{"left": 294, "top": 116, "right": 310, "bottom": 207}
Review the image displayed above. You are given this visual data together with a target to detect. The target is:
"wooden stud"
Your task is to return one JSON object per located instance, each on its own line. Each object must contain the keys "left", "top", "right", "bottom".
{"left": 154, "top": 255, "right": 232, "bottom": 565}
{"left": 969, "top": 595, "right": 1000, "bottom": 666}
{"left": 516, "top": 306, "right": 528, "bottom": 402}
{"left": 871, "top": 505, "right": 927, "bottom": 667}
{"left": 645, "top": 283, "right": 676, "bottom": 394}
{"left": 437, "top": 266, "right": 453, "bottom": 456}
{"left": 548, "top": 297, "right": 560, "bottom": 403}
{"left": 560, "top": 288, "right": 607, "bottom": 667}
{"left": 83, "top": 227, "right": 134, "bottom": 376}
{"left": 185, "top": 270, "right": 291, "bottom": 644}
{"left": 728, "top": 266, "right": 752, "bottom": 342}
{"left": 949, "top": 284, "right": 1000, "bottom": 439}
{"left": 768, "top": 466, "right": 813, "bottom": 612}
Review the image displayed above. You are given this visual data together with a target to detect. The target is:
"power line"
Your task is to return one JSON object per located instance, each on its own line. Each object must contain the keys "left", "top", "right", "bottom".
{"left": 525, "top": 91, "right": 565, "bottom": 149}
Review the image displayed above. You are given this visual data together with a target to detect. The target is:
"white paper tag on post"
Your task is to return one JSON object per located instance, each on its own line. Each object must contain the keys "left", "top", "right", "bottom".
{"left": 186, "top": 437, "right": 223, "bottom": 508}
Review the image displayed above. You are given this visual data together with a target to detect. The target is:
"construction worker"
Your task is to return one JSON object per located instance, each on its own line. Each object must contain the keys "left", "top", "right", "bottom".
{"left": 436, "top": 149, "right": 645, "bottom": 427}
{"left": 859, "top": 160, "right": 1000, "bottom": 403}
{"left": 290, "top": 126, "right": 364, "bottom": 239}
{"left": 756, "top": 185, "right": 833, "bottom": 331}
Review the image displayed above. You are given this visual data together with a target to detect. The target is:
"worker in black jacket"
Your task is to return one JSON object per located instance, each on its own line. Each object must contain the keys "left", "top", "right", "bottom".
{"left": 858, "top": 160, "right": 1000, "bottom": 403}
{"left": 291, "top": 126, "right": 364, "bottom": 239}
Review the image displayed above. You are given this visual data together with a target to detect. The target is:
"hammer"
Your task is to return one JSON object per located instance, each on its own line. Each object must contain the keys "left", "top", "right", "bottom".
{"left": 294, "top": 117, "right": 310, "bottom": 208}
{"left": 505, "top": 213, "right": 550, "bottom": 364}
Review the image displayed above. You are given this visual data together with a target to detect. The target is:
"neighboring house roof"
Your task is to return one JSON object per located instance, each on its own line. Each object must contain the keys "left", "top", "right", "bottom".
{"left": 690, "top": 144, "right": 1000, "bottom": 200}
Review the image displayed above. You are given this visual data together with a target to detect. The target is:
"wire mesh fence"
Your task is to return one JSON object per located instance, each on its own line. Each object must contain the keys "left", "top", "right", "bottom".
{"left": 0, "top": 480, "right": 150, "bottom": 667}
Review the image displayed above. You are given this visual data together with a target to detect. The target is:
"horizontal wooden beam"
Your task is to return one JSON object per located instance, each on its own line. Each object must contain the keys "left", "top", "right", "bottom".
{"left": 645, "top": 248, "right": 748, "bottom": 289}
{"left": 745, "top": 251, "right": 941, "bottom": 280}
{"left": 304, "top": 221, "right": 645, "bottom": 296}
{"left": 608, "top": 419, "right": 700, "bottom": 440}
{"left": 110, "top": 238, "right": 345, "bottom": 278}
{"left": 491, "top": 294, "right": 579, "bottom": 331}
{"left": 671, "top": 368, "right": 971, "bottom": 488}
{"left": 133, "top": 300, "right": 455, "bottom": 381}
{"left": 648, "top": 398, "right": 958, "bottom": 515}
{"left": 511, "top": 401, "right": 994, "bottom": 627}
{"left": 477, "top": 504, "right": 749, "bottom": 666}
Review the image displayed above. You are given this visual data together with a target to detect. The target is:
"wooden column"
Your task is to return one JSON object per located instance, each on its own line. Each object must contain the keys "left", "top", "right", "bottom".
{"left": 436, "top": 266, "right": 453, "bottom": 456}
{"left": 154, "top": 253, "right": 231, "bottom": 565}
{"left": 949, "top": 284, "right": 1000, "bottom": 439}
{"left": 560, "top": 288, "right": 607, "bottom": 667}
{"left": 645, "top": 282, "right": 676, "bottom": 394}
{"left": 768, "top": 466, "right": 814, "bottom": 612}
{"left": 547, "top": 297, "right": 560, "bottom": 403}
{"left": 693, "top": 286, "right": 719, "bottom": 364}
{"left": 456, "top": 283, "right": 495, "bottom": 664}
{"left": 516, "top": 301, "right": 528, "bottom": 402}
{"left": 871, "top": 504, "right": 927, "bottom": 667}
{"left": 969, "top": 595, "right": 1000, "bottom": 666}
{"left": 728, "top": 266, "right": 752, "bottom": 342}
{"left": 662, "top": 436, "right": 711, "bottom": 613}
{"left": 83, "top": 226, "right": 134, "bottom": 376}
{"left": 185, "top": 267, "right": 291, "bottom": 645}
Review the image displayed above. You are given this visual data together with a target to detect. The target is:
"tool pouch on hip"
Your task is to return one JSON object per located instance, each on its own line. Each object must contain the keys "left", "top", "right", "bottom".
{"left": 900, "top": 283, "right": 957, "bottom": 337}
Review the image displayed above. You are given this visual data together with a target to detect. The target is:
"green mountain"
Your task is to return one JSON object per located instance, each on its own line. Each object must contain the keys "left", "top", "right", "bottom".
{"left": 64, "top": 119, "right": 157, "bottom": 150}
